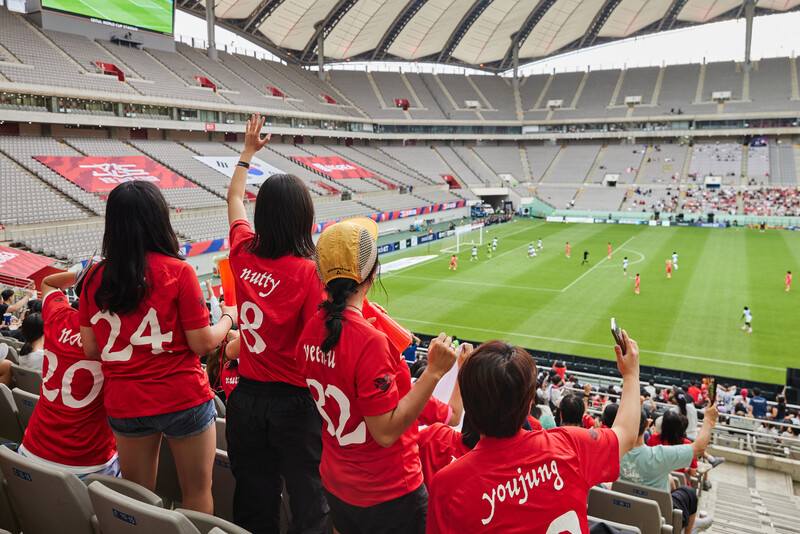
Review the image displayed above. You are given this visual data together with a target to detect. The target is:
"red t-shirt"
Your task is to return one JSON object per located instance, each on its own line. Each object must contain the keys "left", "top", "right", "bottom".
{"left": 427, "top": 427, "right": 620, "bottom": 534}
{"left": 418, "top": 395, "right": 453, "bottom": 427}
{"left": 418, "top": 423, "right": 471, "bottom": 489}
{"left": 582, "top": 413, "right": 596, "bottom": 429}
{"left": 23, "top": 291, "right": 116, "bottom": 467}
{"left": 229, "top": 220, "right": 324, "bottom": 386}
{"left": 646, "top": 434, "right": 697, "bottom": 473}
{"left": 220, "top": 360, "right": 239, "bottom": 399}
{"left": 79, "top": 252, "right": 214, "bottom": 418}
{"left": 687, "top": 386, "right": 701, "bottom": 404}
{"left": 297, "top": 308, "right": 422, "bottom": 507}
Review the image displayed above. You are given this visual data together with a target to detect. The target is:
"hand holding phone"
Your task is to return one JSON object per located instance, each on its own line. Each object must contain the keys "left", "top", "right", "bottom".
{"left": 611, "top": 317, "right": 627, "bottom": 355}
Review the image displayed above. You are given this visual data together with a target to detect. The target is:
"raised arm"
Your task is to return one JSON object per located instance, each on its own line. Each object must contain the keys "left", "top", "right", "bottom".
{"left": 692, "top": 401, "right": 719, "bottom": 457}
{"left": 611, "top": 330, "right": 641, "bottom": 459}
{"left": 446, "top": 343, "right": 473, "bottom": 426}
{"left": 227, "top": 113, "right": 271, "bottom": 226}
{"left": 365, "top": 333, "right": 458, "bottom": 447}
{"left": 41, "top": 271, "right": 79, "bottom": 297}
{"left": 6, "top": 291, "right": 33, "bottom": 314}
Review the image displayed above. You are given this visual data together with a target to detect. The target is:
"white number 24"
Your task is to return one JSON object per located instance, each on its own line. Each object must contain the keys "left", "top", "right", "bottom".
{"left": 91, "top": 307, "right": 173, "bottom": 362}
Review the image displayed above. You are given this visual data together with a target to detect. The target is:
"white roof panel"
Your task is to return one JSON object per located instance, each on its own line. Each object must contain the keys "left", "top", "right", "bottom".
{"left": 597, "top": 0, "right": 670, "bottom": 38}
{"left": 757, "top": 0, "right": 800, "bottom": 10}
{"left": 678, "top": 0, "right": 741, "bottom": 23}
{"left": 326, "top": 0, "right": 407, "bottom": 59}
{"left": 259, "top": 0, "right": 340, "bottom": 50}
{"left": 215, "top": 0, "right": 261, "bottom": 20}
{"left": 451, "top": 0, "right": 531, "bottom": 65}
{"left": 519, "top": 0, "right": 604, "bottom": 59}
{"left": 388, "top": 0, "right": 473, "bottom": 60}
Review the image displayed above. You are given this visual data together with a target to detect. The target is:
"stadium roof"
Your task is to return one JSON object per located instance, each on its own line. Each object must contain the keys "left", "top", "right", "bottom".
{"left": 181, "top": 0, "right": 800, "bottom": 71}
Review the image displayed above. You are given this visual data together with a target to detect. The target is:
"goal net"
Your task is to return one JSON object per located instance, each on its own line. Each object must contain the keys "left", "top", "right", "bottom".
{"left": 440, "top": 222, "right": 484, "bottom": 254}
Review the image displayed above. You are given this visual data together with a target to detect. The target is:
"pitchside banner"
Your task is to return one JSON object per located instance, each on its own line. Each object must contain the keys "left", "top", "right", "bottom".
{"left": 33, "top": 156, "right": 197, "bottom": 193}
{"left": 192, "top": 156, "right": 285, "bottom": 185}
{"left": 290, "top": 156, "right": 374, "bottom": 179}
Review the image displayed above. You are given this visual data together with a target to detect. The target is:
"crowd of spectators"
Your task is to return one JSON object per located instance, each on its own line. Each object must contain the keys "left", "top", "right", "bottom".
{"left": 2, "top": 114, "right": 799, "bottom": 534}
{"left": 681, "top": 187, "right": 737, "bottom": 214}
{"left": 741, "top": 187, "right": 800, "bottom": 217}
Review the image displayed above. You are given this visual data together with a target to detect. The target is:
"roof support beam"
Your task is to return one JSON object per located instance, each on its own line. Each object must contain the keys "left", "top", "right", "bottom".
{"left": 371, "top": 0, "right": 429, "bottom": 61}
{"left": 242, "top": 0, "right": 286, "bottom": 33}
{"left": 657, "top": 0, "right": 688, "bottom": 32}
{"left": 498, "top": 0, "right": 556, "bottom": 71}
{"left": 578, "top": 0, "right": 623, "bottom": 49}
{"left": 205, "top": 0, "right": 218, "bottom": 61}
{"left": 300, "top": 0, "right": 360, "bottom": 63}
{"left": 743, "top": 0, "right": 756, "bottom": 71}
{"left": 437, "top": 0, "right": 493, "bottom": 64}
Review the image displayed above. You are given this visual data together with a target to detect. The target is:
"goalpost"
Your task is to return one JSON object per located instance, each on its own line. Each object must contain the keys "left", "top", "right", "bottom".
{"left": 440, "top": 221, "right": 484, "bottom": 254}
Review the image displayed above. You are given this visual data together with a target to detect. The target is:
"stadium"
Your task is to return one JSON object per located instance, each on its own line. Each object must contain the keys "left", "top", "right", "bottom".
{"left": 1, "top": 0, "right": 800, "bottom": 532}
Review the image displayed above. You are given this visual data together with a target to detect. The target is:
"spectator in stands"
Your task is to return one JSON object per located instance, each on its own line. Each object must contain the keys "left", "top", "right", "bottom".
{"left": 601, "top": 402, "right": 619, "bottom": 429}
{"left": 225, "top": 114, "right": 329, "bottom": 533}
{"left": 671, "top": 388, "right": 699, "bottom": 441}
{"left": 427, "top": 332, "right": 641, "bottom": 533}
{"left": 18, "top": 271, "right": 118, "bottom": 480}
{"left": 17, "top": 312, "right": 44, "bottom": 371}
{"left": 298, "top": 217, "right": 457, "bottom": 533}
{"left": 556, "top": 393, "right": 587, "bottom": 427}
{"left": 0, "top": 289, "right": 33, "bottom": 341}
{"left": 204, "top": 329, "right": 239, "bottom": 402}
{"left": 749, "top": 388, "right": 768, "bottom": 419}
{"left": 418, "top": 414, "right": 480, "bottom": 490}
{"left": 552, "top": 359, "right": 566, "bottom": 379}
{"left": 619, "top": 403, "right": 719, "bottom": 534}
{"left": 687, "top": 380, "right": 701, "bottom": 403}
{"left": 768, "top": 394, "right": 787, "bottom": 421}
{"left": 80, "top": 180, "right": 236, "bottom": 514}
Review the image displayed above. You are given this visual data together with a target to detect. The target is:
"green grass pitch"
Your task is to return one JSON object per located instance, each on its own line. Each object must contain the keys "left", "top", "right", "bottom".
{"left": 43, "top": 0, "right": 174, "bottom": 34}
{"left": 369, "top": 219, "right": 800, "bottom": 384}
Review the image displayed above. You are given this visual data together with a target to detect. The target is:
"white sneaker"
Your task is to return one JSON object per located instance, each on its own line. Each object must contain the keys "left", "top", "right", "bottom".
{"left": 692, "top": 515, "right": 713, "bottom": 534}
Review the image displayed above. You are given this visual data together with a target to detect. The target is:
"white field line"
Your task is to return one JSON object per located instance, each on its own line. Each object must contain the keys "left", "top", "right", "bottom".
{"left": 561, "top": 236, "right": 636, "bottom": 292}
{"left": 389, "top": 275, "right": 562, "bottom": 292}
{"left": 597, "top": 249, "right": 646, "bottom": 269}
{"left": 77, "top": 0, "right": 109, "bottom": 18}
{"left": 394, "top": 317, "right": 785, "bottom": 371}
{"left": 483, "top": 221, "right": 547, "bottom": 263}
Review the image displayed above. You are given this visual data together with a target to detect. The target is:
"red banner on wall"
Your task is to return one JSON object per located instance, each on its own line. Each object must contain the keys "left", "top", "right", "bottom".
{"left": 290, "top": 156, "right": 374, "bottom": 179}
{"left": 33, "top": 156, "right": 197, "bottom": 193}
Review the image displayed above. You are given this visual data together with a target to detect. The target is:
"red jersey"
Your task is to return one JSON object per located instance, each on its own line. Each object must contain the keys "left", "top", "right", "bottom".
{"left": 419, "top": 395, "right": 453, "bottom": 426}
{"left": 449, "top": 257, "right": 457, "bottom": 266}
{"left": 582, "top": 413, "right": 596, "bottom": 429}
{"left": 22, "top": 291, "right": 116, "bottom": 467}
{"left": 646, "top": 434, "right": 697, "bottom": 473}
{"left": 79, "top": 252, "right": 213, "bottom": 418}
{"left": 229, "top": 220, "right": 324, "bottom": 386}
{"left": 427, "top": 427, "right": 619, "bottom": 534}
{"left": 687, "top": 386, "right": 701, "bottom": 404}
{"left": 787, "top": 273, "right": 792, "bottom": 284}
{"left": 418, "top": 423, "right": 471, "bottom": 489}
{"left": 297, "top": 308, "right": 422, "bottom": 507}
{"left": 220, "top": 360, "right": 239, "bottom": 399}
{"left": 635, "top": 276, "right": 640, "bottom": 287}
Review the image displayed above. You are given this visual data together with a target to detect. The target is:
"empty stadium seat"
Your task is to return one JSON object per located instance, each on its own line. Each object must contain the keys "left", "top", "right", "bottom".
{"left": 9, "top": 365, "right": 41, "bottom": 395}
{"left": 587, "top": 487, "right": 672, "bottom": 534}
{"left": 612, "top": 480, "right": 682, "bottom": 533}
{"left": 155, "top": 440, "right": 183, "bottom": 508}
{"left": 211, "top": 449, "right": 234, "bottom": 522}
{"left": 0, "top": 468, "right": 20, "bottom": 533}
{"left": 0, "top": 345, "right": 17, "bottom": 365}
{"left": 88, "top": 481, "right": 201, "bottom": 534}
{"left": 0, "top": 385, "right": 23, "bottom": 444}
{"left": 84, "top": 474, "right": 163, "bottom": 508}
{"left": 11, "top": 389, "right": 37, "bottom": 430}
{"left": 174, "top": 508, "right": 251, "bottom": 534}
{"left": 215, "top": 418, "right": 226, "bottom": 451}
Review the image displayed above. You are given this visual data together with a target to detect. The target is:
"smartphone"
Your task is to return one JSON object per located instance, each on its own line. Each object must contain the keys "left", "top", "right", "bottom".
{"left": 611, "top": 318, "right": 626, "bottom": 355}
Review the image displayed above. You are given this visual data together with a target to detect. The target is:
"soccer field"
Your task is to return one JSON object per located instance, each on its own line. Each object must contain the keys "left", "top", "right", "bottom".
{"left": 369, "top": 219, "right": 800, "bottom": 384}
{"left": 42, "top": 0, "right": 174, "bottom": 34}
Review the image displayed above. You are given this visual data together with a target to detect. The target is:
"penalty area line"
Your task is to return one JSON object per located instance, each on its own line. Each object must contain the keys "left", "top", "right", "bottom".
{"left": 561, "top": 235, "right": 636, "bottom": 292}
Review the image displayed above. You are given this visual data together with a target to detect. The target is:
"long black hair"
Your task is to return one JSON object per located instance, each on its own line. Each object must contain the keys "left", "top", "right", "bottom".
{"left": 247, "top": 174, "right": 315, "bottom": 259}
{"left": 661, "top": 411, "right": 687, "bottom": 446}
{"left": 91, "top": 181, "right": 181, "bottom": 315}
{"left": 319, "top": 259, "right": 379, "bottom": 353}
{"left": 19, "top": 312, "right": 44, "bottom": 356}
{"left": 673, "top": 388, "right": 689, "bottom": 416}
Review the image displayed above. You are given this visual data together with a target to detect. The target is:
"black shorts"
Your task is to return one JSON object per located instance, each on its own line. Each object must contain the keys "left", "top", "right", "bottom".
{"left": 671, "top": 485, "right": 698, "bottom": 527}
{"left": 325, "top": 484, "right": 427, "bottom": 534}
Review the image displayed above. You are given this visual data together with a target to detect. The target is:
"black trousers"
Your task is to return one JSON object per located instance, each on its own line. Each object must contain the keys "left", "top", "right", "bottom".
{"left": 671, "top": 485, "right": 698, "bottom": 527}
{"left": 226, "top": 377, "right": 328, "bottom": 534}
{"left": 325, "top": 484, "right": 427, "bottom": 534}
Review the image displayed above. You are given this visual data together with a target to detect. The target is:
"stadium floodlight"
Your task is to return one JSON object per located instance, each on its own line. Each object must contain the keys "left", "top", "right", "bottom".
{"left": 441, "top": 221, "right": 484, "bottom": 254}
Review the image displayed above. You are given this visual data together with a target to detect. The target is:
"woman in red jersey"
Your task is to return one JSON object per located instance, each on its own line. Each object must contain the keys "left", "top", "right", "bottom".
{"left": 80, "top": 181, "right": 236, "bottom": 514}
{"left": 225, "top": 114, "right": 328, "bottom": 533}
{"left": 297, "top": 217, "right": 457, "bottom": 533}
{"left": 19, "top": 271, "right": 118, "bottom": 481}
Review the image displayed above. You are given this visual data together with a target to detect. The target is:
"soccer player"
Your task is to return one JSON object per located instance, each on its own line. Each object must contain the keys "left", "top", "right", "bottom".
{"left": 528, "top": 244, "right": 535, "bottom": 258}
{"left": 449, "top": 255, "right": 458, "bottom": 271}
{"left": 538, "top": 238, "right": 543, "bottom": 250}
{"left": 666, "top": 259, "right": 673, "bottom": 279}
{"left": 741, "top": 306, "right": 752, "bottom": 333}
{"left": 623, "top": 256, "right": 628, "bottom": 276}
{"left": 492, "top": 237, "right": 498, "bottom": 252}
{"left": 566, "top": 241, "right": 570, "bottom": 258}
{"left": 786, "top": 271, "right": 792, "bottom": 291}
{"left": 635, "top": 273, "right": 640, "bottom": 294}
{"left": 607, "top": 242, "right": 612, "bottom": 258}
{"left": 581, "top": 250, "right": 589, "bottom": 265}
{"left": 486, "top": 244, "right": 492, "bottom": 259}
{"left": 672, "top": 251, "right": 679, "bottom": 270}
{"left": 471, "top": 246, "right": 478, "bottom": 261}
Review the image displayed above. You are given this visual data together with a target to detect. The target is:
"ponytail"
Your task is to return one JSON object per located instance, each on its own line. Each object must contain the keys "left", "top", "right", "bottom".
{"left": 19, "top": 312, "right": 44, "bottom": 356}
{"left": 320, "top": 278, "right": 358, "bottom": 352}
{"left": 674, "top": 388, "right": 688, "bottom": 416}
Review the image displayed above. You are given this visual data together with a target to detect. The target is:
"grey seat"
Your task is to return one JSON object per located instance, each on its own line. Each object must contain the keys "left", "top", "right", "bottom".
{"left": 88, "top": 481, "right": 201, "bottom": 533}
{"left": 0, "top": 385, "right": 23, "bottom": 444}
{"left": 9, "top": 365, "right": 41, "bottom": 395}
{"left": 84, "top": 474, "right": 163, "bottom": 507}
{"left": 155, "top": 439, "right": 183, "bottom": 508}
{"left": 11, "top": 389, "right": 37, "bottom": 430}
{"left": 588, "top": 487, "right": 672, "bottom": 534}
{"left": 588, "top": 515, "right": 642, "bottom": 534}
{"left": 211, "top": 449, "right": 234, "bottom": 522}
{"left": 0, "top": 444, "right": 95, "bottom": 533}
{"left": 612, "top": 480, "right": 682, "bottom": 534}
{"left": 0, "top": 469, "right": 20, "bottom": 534}
{"left": 175, "top": 508, "right": 251, "bottom": 534}
{"left": 215, "top": 418, "right": 226, "bottom": 451}
{"left": 0, "top": 345, "right": 17, "bottom": 365}
{"left": 213, "top": 395, "right": 226, "bottom": 418}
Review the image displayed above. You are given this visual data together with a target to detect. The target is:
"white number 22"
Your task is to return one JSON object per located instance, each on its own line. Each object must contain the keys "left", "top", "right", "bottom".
{"left": 306, "top": 379, "right": 366, "bottom": 446}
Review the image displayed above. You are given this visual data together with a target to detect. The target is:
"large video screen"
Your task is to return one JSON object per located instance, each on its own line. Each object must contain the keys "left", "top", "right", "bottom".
{"left": 41, "top": 0, "right": 174, "bottom": 35}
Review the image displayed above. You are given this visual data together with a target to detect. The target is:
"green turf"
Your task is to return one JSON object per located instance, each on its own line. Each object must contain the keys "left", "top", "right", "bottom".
{"left": 368, "top": 219, "right": 799, "bottom": 384}
{"left": 42, "top": 0, "right": 174, "bottom": 34}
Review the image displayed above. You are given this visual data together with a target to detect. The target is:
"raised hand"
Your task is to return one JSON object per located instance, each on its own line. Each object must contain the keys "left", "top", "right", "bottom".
{"left": 243, "top": 113, "right": 271, "bottom": 156}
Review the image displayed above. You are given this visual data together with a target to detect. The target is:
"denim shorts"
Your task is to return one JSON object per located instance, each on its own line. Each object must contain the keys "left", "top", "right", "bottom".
{"left": 107, "top": 399, "right": 216, "bottom": 439}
